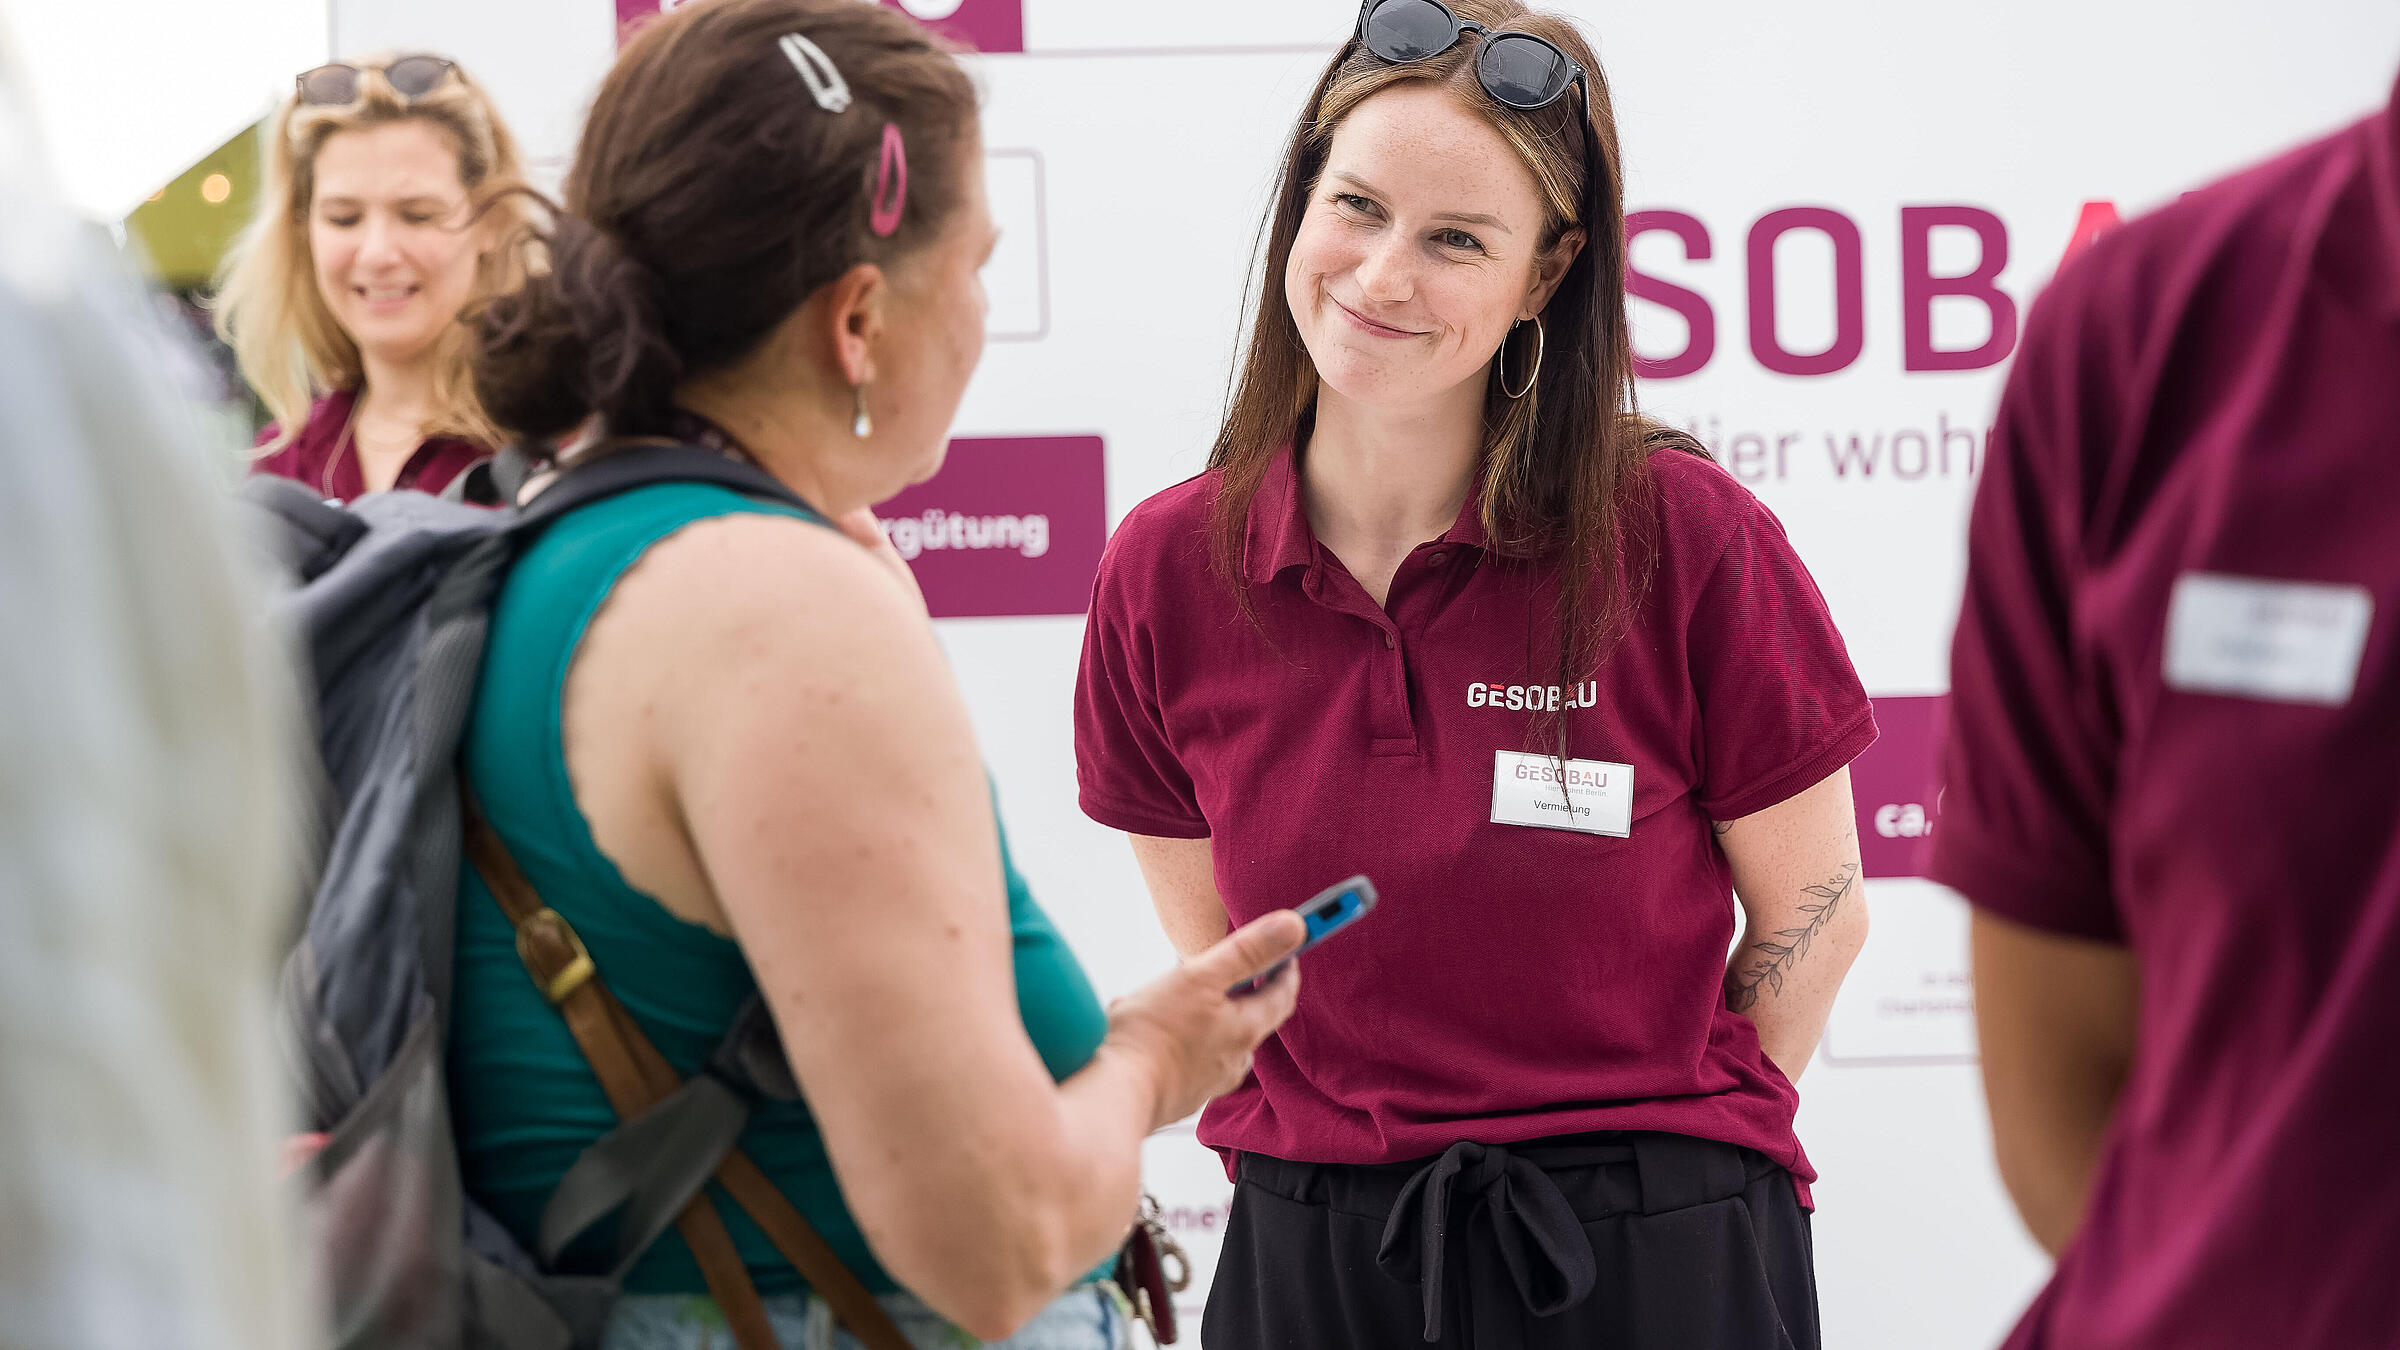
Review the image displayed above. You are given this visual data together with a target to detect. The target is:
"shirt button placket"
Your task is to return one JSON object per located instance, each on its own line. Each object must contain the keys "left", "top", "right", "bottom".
{"left": 1370, "top": 622, "right": 1416, "bottom": 754}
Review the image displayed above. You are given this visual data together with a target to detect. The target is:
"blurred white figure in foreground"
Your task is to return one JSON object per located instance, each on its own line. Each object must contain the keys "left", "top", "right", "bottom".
{"left": 0, "top": 42, "right": 309, "bottom": 1350}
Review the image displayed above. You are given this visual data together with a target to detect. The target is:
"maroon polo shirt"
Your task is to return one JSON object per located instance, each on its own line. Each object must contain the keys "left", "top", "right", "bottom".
{"left": 248, "top": 386, "right": 487, "bottom": 500}
{"left": 1932, "top": 77, "right": 2400, "bottom": 1350}
{"left": 1077, "top": 445, "right": 1875, "bottom": 1192}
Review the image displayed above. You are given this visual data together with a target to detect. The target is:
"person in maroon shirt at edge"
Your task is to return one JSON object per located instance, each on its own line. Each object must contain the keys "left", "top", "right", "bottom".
{"left": 215, "top": 52, "right": 538, "bottom": 500}
{"left": 1074, "top": 3, "right": 1875, "bottom": 1346}
{"left": 1933, "top": 68, "right": 2400, "bottom": 1350}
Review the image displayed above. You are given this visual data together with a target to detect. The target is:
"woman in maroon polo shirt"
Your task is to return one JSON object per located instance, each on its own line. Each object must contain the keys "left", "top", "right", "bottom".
{"left": 216, "top": 53, "right": 538, "bottom": 500}
{"left": 1075, "top": 3, "right": 1874, "bottom": 1346}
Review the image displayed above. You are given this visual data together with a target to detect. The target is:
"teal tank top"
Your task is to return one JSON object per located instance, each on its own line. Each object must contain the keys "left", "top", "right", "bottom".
{"left": 448, "top": 482, "right": 1111, "bottom": 1295}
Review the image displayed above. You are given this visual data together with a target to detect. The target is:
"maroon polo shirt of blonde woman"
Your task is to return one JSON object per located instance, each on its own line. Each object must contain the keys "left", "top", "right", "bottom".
{"left": 1932, "top": 74, "right": 2400, "bottom": 1350}
{"left": 248, "top": 386, "right": 487, "bottom": 500}
{"left": 1076, "top": 445, "right": 1875, "bottom": 1197}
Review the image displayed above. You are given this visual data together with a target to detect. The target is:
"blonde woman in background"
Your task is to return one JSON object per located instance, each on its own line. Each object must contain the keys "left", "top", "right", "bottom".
{"left": 0, "top": 52, "right": 306, "bottom": 1350}
{"left": 217, "top": 52, "right": 537, "bottom": 499}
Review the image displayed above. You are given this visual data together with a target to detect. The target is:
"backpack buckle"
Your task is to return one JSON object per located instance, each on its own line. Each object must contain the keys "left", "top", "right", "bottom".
{"left": 516, "top": 907, "right": 597, "bottom": 1005}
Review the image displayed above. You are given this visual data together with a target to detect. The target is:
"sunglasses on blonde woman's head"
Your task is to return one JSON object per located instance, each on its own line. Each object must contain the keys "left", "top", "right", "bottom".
{"left": 1353, "top": 0, "right": 1601, "bottom": 206}
{"left": 295, "top": 54, "right": 458, "bottom": 108}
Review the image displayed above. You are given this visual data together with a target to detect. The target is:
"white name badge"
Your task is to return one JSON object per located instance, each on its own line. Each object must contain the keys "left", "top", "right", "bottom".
{"left": 2164, "top": 572, "right": 2374, "bottom": 707}
{"left": 1490, "top": 751, "right": 1634, "bottom": 837}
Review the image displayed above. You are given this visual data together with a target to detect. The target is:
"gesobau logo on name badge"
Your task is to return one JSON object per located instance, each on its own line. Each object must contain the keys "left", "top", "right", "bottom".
{"left": 1490, "top": 750, "right": 1634, "bottom": 838}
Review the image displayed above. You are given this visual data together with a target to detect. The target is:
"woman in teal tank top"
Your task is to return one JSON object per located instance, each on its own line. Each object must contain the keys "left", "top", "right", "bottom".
{"left": 450, "top": 482, "right": 1115, "bottom": 1301}
{"left": 454, "top": 4, "right": 1305, "bottom": 1348}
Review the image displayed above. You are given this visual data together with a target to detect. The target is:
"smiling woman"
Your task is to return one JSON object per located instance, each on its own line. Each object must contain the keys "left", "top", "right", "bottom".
{"left": 1075, "top": 2, "right": 1876, "bottom": 1346}
{"left": 213, "top": 52, "right": 538, "bottom": 499}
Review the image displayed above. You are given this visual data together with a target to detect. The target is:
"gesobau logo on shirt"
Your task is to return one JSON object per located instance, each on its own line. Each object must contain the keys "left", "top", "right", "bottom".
{"left": 1467, "top": 681, "right": 1600, "bottom": 711}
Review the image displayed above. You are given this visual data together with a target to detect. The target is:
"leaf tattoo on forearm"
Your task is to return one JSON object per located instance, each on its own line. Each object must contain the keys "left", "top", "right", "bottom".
{"left": 1726, "top": 862, "right": 1857, "bottom": 1013}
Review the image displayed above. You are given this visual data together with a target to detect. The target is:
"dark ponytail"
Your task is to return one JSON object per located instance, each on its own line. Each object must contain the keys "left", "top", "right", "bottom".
{"left": 472, "top": 0, "right": 978, "bottom": 446}
{"left": 474, "top": 214, "right": 682, "bottom": 440}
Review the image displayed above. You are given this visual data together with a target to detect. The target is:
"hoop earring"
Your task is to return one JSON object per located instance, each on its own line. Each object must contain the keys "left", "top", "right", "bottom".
{"left": 852, "top": 384, "right": 873, "bottom": 439}
{"left": 1500, "top": 316, "right": 1545, "bottom": 400}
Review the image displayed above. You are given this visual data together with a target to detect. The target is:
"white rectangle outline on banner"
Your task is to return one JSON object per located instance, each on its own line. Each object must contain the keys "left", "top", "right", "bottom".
{"left": 984, "top": 148, "right": 1050, "bottom": 342}
{"left": 1820, "top": 1040, "right": 1978, "bottom": 1069}
{"left": 1818, "top": 871, "right": 1978, "bottom": 1069}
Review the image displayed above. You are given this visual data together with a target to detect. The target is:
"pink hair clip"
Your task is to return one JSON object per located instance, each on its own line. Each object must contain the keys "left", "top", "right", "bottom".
{"left": 869, "top": 121, "right": 907, "bottom": 237}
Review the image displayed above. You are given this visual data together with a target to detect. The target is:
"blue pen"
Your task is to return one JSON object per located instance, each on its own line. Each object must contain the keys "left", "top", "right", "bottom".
{"left": 1230, "top": 875, "right": 1378, "bottom": 997}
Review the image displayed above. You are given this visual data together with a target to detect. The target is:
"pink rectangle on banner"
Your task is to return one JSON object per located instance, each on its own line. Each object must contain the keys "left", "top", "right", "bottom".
{"left": 876, "top": 0, "right": 1023, "bottom": 53}
{"left": 616, "top": 1, "right": 1024, "bottom": 53}
{"left": 1852, "top": 695, "right": 1946, "bottom": 878}
{"left": 876, "top": 435, "right": 1105, "bottom": 619}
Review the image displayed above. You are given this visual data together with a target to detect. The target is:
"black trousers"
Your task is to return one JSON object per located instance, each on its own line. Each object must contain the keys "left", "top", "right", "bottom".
{"left": 1203, "top": 1131, "right": 1819, "bottom": 1350}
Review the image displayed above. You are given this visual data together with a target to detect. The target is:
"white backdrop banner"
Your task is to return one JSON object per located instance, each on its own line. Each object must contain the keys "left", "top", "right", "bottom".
{"left": 342, "top": 0, "right": 2400, "bottom": 1343}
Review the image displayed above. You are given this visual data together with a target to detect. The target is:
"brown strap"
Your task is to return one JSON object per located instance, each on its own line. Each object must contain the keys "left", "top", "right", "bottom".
{"left": 573, "top": 973, "right": 907, "bottom": 1349}
{"left": 714, "top": 1151, "right": 908, "bottom": 1346}
{"left": 463, "top": 801, "right": 913, "bottom": 1350}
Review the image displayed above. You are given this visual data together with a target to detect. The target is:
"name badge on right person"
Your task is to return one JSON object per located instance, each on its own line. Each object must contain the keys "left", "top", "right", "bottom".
{"left": 2163, "top": 571, "right": 2374, "bottom": 706}
{"left": 1490, "top": 750, "right": 1634, "bottom": 837}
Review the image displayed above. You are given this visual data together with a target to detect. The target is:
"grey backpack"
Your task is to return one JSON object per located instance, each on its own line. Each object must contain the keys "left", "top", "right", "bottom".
{"left": 245, "top": 446, "right": 907, "bottom": 1350}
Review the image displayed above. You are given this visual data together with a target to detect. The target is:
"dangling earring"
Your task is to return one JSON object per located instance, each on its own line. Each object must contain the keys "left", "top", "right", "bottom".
{"left": 1500, "top": 316, "right": 1545, "bottom": 400}
{"left": 851, "top": 383, "right": 873, "bottom": 439}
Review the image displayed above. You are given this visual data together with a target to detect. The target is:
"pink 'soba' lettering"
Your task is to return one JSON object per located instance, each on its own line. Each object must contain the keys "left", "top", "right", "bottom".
{"left": 1628, "top": 199, "right": 2121, "bottom": 379}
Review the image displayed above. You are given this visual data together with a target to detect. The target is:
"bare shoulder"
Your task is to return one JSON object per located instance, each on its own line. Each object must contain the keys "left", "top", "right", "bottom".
{"left": 558, "top": 505, "right": 966, "bottom": 929}
{"left": 568, "top": 504, "right": 964, "bottom": 801}
{"left": 605, "top": 507, "right": 939, "bottom": 679}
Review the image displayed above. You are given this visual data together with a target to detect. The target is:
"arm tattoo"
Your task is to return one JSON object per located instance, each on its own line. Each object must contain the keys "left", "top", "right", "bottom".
{"left": 1710, "top": 820, "right": 1735, "bottom": 837}
{"left": 1725, "top": 862, "right": 1858, "bottom": 1013}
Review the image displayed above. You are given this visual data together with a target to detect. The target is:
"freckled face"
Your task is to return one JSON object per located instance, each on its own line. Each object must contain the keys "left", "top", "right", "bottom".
{"left": 308, "top": 119, "right": 486, "bottom": 367}
{"left": 1285, "top": 83, "right": 1555, "bottom": 412}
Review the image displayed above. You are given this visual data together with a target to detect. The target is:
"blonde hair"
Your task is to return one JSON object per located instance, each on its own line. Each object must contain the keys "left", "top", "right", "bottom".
{"left": 214, "top": 53, "right": 538, "bottom": 451}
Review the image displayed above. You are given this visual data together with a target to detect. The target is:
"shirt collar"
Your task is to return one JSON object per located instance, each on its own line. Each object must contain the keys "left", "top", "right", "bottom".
{"left": 308, "top": 386, "right": 491, "bottom": 498}
{"left": 1240, "top": 446, "right": 1316, "bottom": 583}
{"left": 300, "top": 386, "right": 360, "bottom": 456}
{"left": 1442, "top": 474, "right": 1493, "bottom": 551}
{"left": 1239, "top": 443, "right": 1493, "bottom": 585}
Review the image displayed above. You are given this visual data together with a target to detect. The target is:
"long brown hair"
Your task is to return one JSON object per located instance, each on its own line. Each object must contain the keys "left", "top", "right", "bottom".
{"left": 471, "top": 0, "right": 978, "bottom": 443}
{"left": 215, "top": 53, "right": 537, "bottom": 451}
{"left": 1210, "top": 0, "right": 1701, "bottom": 721}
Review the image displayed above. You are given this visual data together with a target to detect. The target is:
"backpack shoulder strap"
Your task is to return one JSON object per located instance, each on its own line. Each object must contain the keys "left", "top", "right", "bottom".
{"left": 509, "top": 442, "right": 827, "bottom": 535}
{"left": 461, "top": 795, "right": 912, "bottom": 1350}
{"left": 235, "top": 473, "right": 369, "bottom": 579}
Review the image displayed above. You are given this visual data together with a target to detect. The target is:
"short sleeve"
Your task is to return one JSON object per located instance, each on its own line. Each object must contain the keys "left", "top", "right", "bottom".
{"left": 1073, "top": 527, "right": 1209, "bottom": 839}
{"left": 1686, "top": 491, "right": 1878, "bottom": 822}
{"left": 1928, "top": 259, "right": 2124, "bottom": 942}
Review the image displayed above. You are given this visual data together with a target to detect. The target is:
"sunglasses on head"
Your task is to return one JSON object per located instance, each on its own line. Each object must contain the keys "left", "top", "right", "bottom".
{"left": 296, "top": 54, "right": 457, "bottom": 108}
{"left": 1352, "top": 0, "right": 1600, "bottom": 205}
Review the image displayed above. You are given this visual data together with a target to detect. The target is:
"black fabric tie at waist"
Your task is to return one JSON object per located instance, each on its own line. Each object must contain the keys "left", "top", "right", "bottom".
{"left": 1373, "top": 1139, "right": 1602, "bottom": 1344}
